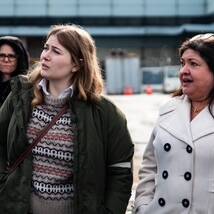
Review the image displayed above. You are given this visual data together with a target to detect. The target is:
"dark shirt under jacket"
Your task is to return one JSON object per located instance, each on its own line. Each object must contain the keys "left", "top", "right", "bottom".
{"left": 0, "top": 80, "right": 10, "bottom": 107}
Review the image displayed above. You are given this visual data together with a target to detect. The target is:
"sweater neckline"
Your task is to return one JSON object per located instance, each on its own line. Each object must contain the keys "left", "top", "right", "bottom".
{"left": 44, "top": 94, "right": 69, "bottom": 107}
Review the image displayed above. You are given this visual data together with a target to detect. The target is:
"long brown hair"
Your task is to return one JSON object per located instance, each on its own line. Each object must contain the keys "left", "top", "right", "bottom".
{"left": 28, "top": 24, "right": 104, "bottom": 106}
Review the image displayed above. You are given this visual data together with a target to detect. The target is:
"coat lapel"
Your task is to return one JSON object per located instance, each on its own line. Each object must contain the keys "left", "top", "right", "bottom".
{"left": 191, "top": 107, "right": 214, "bottom": 141}
{"left": 159, "top": 96, "right": 193, "bottom": 147}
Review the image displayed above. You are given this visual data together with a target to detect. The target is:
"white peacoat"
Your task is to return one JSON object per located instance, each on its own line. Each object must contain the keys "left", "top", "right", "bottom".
{"left": 134, "top": 95, "right": 214, "bottom": 214}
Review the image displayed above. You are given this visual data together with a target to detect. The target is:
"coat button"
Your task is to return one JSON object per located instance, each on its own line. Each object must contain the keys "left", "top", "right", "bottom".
{"left": 158, "top": 198, "right": 166, "bottom": 207}
{"left": 184, "top": 172, "right": 192, "bottom": 181}
{"left": 164, "top": 143, "right": 171, "bottom": 152}
{"left": 162, "top": 170, "right": 168, "bottom": 179}
{"left": 182, "top": 199, "right": 190, "bottom": 208}
{"left": 186, "top": 145, "right": 192, "bottom": 153}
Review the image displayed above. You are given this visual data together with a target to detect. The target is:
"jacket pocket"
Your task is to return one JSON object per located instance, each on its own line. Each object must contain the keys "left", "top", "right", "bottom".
{"left": 98, "top": 204, "right": 113, "bottom": 214}
{"left": 208, "top": 179, "right": 214, "bottom": 213}
{"left": 208, "top": 179, "right": 214, "bottom": 193}
{"left": 0, "top": 171, "right": 9, "bottom": 190}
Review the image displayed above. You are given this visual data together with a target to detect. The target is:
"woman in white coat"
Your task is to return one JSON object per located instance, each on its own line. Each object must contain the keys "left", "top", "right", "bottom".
{"left": 134, "top": 33, "right": 214, "bottom": 214}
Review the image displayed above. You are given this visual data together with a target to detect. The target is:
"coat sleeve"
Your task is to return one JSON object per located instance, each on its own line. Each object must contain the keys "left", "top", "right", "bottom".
{"left": 0, "top": 93, "right": 14, "bottom": 171}
{"left": 104, "top": 103, "right": 134, "bottom": 214}
{"left": 134, "top": 128, "right": 157, "bottom": 213}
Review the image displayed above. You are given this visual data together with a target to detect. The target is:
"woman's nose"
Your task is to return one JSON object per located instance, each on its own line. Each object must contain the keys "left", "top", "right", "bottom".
{"left": 41, "top": 50, "right": 51, "bottom": 61}
{"left": 4, "top": 56, "right": 10, "bottom": 62}
{"left": 180, "top": 64, "right": 190, "bottom": 74}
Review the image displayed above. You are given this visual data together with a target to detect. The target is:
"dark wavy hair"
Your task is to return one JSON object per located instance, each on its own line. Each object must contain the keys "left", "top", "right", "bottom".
{"left": 173, "top": 33, "right": 214, "bottom": 118}
{"left": 0, "top": 36, "right": 29, "bottom": 77}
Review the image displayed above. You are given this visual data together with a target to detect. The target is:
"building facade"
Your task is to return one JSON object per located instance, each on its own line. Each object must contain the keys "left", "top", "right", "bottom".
{"left": 0, "top": 0, "right": 214, "bottom": 66}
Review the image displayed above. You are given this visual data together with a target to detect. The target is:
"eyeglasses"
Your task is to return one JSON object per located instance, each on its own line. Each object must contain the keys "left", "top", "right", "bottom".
{"left": 0, "top": 53, "right": 17, "bottom": 62}
{"left": 190, "top": 33, "right": 214, "bottom": 41}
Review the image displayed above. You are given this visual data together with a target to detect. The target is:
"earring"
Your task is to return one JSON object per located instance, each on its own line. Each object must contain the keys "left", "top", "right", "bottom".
{"left": 72, "top": 67, "right": 78, "bottom": 72}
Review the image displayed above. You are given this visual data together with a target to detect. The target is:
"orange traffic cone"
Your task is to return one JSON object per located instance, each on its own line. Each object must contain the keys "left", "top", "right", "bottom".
{"left": 145, "top": 85, "right": 153, "bottom": 95}
{"left": 123, "top": 86, "right": 134, "bottom": 95}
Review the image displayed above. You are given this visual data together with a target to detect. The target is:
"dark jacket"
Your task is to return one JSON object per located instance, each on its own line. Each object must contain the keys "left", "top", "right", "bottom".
{"left": 0, "top": 76, "right": 134, "bottom": 214}
{"left": 0, "top": 36, "right": 29, "bottom": 106}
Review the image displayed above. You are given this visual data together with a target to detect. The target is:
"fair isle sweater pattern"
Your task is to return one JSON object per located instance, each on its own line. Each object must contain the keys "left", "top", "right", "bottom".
{"left": 27, "top": 96, "right": 77, "bottom": 201}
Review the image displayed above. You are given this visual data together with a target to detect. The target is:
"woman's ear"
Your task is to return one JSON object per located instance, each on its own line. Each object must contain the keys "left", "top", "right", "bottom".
{"left": 72, "top": 65, "right": 80, "bottom": 72}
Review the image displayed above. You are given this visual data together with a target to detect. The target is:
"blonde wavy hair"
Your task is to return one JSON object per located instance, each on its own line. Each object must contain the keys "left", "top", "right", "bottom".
{"left": 27, "top": 24, "right": 104, "bottom": 107}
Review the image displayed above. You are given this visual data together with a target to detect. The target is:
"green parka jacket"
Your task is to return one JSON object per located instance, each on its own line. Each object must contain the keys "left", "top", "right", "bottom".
{"left": 0, "top": 76, "right": 134, "bottom": 214}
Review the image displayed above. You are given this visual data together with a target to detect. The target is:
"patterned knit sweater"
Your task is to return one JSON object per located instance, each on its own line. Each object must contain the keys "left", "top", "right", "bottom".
{"left": 27, "top": 95, "right": 76, "bottom": 214}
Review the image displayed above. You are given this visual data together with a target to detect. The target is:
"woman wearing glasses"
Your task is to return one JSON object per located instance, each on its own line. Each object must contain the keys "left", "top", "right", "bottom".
{"left": 135, "top": 33, "right": 214, "bottom": 214}
{"left": 0, "top": 36, "right": 29, "bottom": 106}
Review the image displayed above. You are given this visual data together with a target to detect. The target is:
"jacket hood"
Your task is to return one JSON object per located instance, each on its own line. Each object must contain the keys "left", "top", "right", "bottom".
{"left": 0, "top": 36, "right": 29, "bottom": 77}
